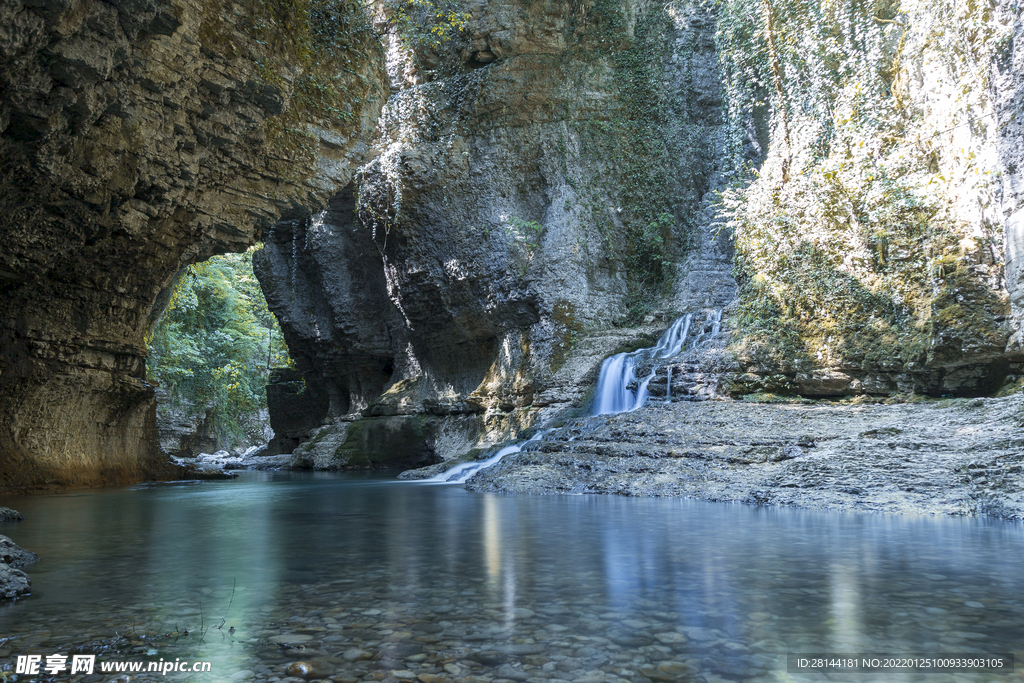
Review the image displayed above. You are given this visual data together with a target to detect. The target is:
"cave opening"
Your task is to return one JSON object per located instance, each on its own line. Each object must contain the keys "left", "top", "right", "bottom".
{"left": 146, "top": 247, "right": 291, "bottom": 458}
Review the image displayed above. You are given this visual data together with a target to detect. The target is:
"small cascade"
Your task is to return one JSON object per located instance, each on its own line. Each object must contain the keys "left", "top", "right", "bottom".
{"left": 421, "top": 432, "right": 547, "bottom": 484}
{"left": 665, "top": 365, "right": 672, "bottom": 403}
{"left": 591, "top": 313, "right": 695, "bottom": 416}
{"left": 654, "top": 314, "right": 693, "bottom": 358}
{"left": 591, "top": 353, "right": 643, "bottom": 415}
{"left": 415, "top": 310, "right": 720, "bottom": 484}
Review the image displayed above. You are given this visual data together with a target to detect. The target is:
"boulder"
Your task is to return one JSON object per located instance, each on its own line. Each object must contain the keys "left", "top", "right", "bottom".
{"left": 0, "top": 535, "right": 39, "bottom": 568}
{"left": 0, "top": 563, "right": 31, "bottom": 600}
{"left": 0, "top": 507, "right": 24, "bottom": 522}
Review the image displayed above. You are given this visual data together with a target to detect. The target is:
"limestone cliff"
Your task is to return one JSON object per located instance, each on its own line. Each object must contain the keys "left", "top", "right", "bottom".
{"left": 717, "top": 0, "right": 1024, "bottom": 398}
{"left": 0, "top": 0, "right": 387, "bottom": 487}
{"left": 259, "top": 0, "right": 1024, "bottom": 472}
{"left": 255, "top": 0, "right": 738, "bottom": 468}
{"left": 997, "top": 0, "right": 1024, "bottom": 353}
{"left": 4, "top": 0, "right": 1022, "bottom": 486}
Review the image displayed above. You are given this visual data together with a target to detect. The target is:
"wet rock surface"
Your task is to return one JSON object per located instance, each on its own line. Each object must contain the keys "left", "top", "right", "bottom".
{"left": 0, "top": 507, "right": 23, "bottom": 522}
{"left": 468, "top": 393, "right": 1024, "bottom": 519}
{"left": 0, "top": 534, "right": 39, "bottom": 569}
{"left": 0, "top": 534, "right": 37, "bottom": 600}
{"left": 0, "top": 563, "right": 31, "bottom": 600}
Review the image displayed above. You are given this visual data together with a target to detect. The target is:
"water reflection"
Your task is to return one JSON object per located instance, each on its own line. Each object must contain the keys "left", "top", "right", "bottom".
{"left": 0, "top": 473, "right": 1021, "bottom": 682}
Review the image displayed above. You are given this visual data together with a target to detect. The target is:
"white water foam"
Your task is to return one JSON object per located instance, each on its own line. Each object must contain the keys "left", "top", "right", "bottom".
{"left": 590, "top": 313, "right": 694, "bottom": 416}
{"left": 420, "top": 431, "right": 548, "bottom": 484}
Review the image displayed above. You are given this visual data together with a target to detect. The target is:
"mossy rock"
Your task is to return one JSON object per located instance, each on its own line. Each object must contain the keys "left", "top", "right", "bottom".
{"left": 334, "top": 415, "right": 441, "bottom": 468}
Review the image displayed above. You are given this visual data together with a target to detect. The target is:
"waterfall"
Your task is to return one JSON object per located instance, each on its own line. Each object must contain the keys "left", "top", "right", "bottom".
{"left": 710, "top": 308, "right": 722, "bottom": 336}
{"left": 665, "top": 365, "right": 672, "bottom": 403}
{"left": 420, "top": 432, "right": 547, "bottom": 484}
{"left": 416, "top": 311, "right": 717, "bottom": 484}
{"left": 653, "top": 314, "right": 693, "bottom": 358}
{"left": 590, "top": 313, "right": 693, "bottom": 416}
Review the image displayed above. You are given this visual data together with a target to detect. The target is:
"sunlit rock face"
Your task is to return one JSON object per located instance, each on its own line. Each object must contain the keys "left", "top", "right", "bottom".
{"left": 0, "top": 0, "right": 387, "bottom": 488}
{"left": 715, "top": 0, "right": 1024, "bottom": 398}
{"left": 260, "top": 0, "right": 1024, "bottom": 470}
{"left": 255, "top": 0, "right": 739, "bottom": 467}
{"left": 996, "top": 0, "right": 1024, "bottom": 352}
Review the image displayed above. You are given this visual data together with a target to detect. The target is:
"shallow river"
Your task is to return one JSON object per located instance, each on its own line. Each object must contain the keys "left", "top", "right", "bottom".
{"left": 1, "top": 472, "right": 1022, "bottom": 682}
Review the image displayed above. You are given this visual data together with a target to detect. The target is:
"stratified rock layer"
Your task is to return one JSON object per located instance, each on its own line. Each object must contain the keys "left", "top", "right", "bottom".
{"left": 469, "top": 392, "right": 1024, "bottom": 519}
{"left": 0, "top": 0, "right": 387, "bottom": 487}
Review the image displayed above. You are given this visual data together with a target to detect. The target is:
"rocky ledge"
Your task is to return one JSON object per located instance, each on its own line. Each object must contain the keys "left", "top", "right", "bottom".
{"left": 464, "top": 393, "right": 1024, "bottom": 519}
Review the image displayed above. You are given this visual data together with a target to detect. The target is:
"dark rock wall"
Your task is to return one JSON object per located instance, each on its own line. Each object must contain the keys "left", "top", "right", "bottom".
{"left": 255, "top": 187, "right": 405, "bottom": 420}
{"left": 0, "top": 0, "right": 387, "bottom": 488}
{"left": 264, "top": 368, "right": 329, "bottom": 455}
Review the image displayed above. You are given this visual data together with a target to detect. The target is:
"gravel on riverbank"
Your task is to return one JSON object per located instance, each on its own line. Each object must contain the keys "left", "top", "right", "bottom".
{"left": 463, "top": 393, "right": 1024, "bottom": 519}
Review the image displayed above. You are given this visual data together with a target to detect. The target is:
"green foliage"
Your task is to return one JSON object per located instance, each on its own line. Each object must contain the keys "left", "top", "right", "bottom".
{"left": 506, "top": 216, "right": 545, "bottom": 257}
{"left": 566, "top": 2, "right": 715, "bottom": 320}
{"left": 384, "top": 0, "right": 470, "bottom": 50}
{"left": 628, "top": 211, "right": 672, "bottom": 291}
{"left": 148, "top": 249, "right": 291, "bottom": 448}
{"left": 715, "top": 0, "right": 1009, "bottom": 371}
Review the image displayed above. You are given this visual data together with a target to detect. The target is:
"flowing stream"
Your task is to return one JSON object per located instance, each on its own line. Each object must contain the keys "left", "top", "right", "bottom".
{"left": 420, "top": 432, "right": 548, "bottom": 485}
{"left": 1, "top": 473, "right": 1022, "bottom": 682}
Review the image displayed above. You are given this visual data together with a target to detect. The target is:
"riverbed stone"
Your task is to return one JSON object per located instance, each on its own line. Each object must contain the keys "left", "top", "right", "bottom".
{"left": 0, "top": 535, "right": 38, "bottom": 568}
{"left": 271, "top": 634, "right": 315, "bottom": 645}
{"left": 343, "top": 648, "right": 372, "bottom": 661}
{"left": 0, "top": 507, "right": 23, "bottom": 522}
{"left": 471, "top": 650, "right": 510, "bottom": 666}
{"left": 0, "top": 562, "right": 31, "bottom": 599}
